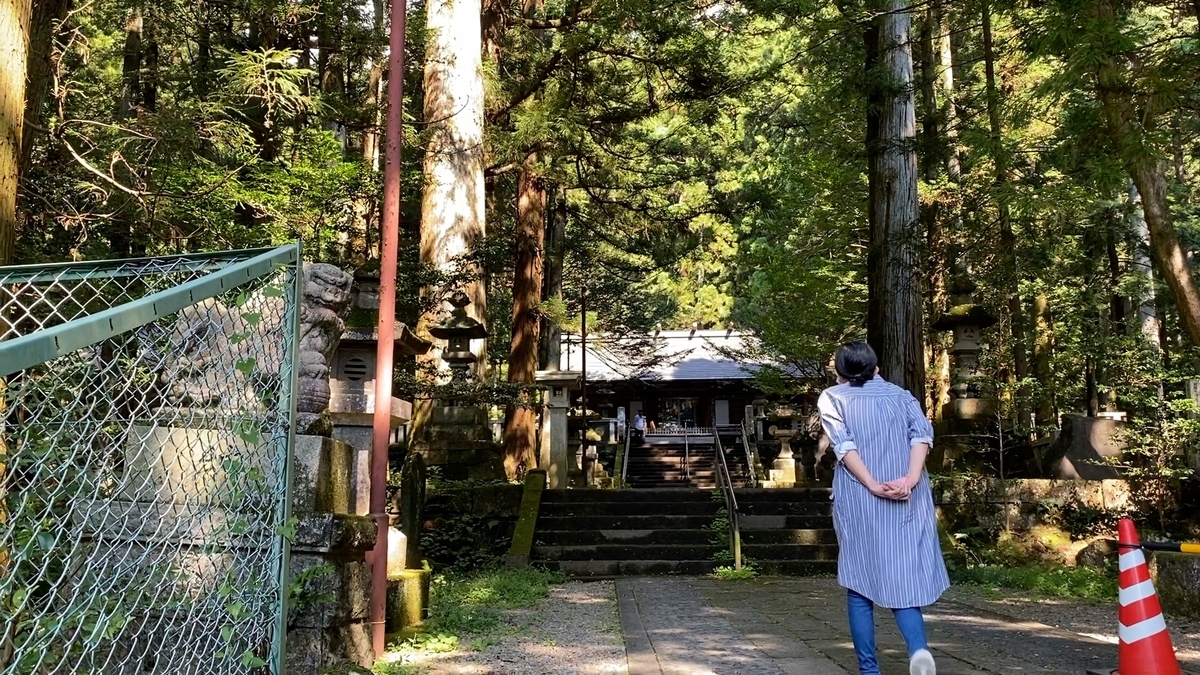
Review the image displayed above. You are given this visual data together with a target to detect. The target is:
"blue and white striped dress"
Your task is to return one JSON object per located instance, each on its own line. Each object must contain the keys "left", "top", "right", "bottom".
{"left": 818, "top": 377, "right": 950, "bottom": 609}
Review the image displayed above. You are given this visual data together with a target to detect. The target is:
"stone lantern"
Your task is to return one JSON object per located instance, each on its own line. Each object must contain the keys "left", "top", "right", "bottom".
{"left": 410, "top": 290, "right": 502, "bottom": 479}
{"left": 328, "top": 273, "right": 432, "bottom": 516}
{"left": 932, "top": 275, "right": 997, "bottom": 422}
{"left": 427, "top": 290, "right": 488, "bottom": 383}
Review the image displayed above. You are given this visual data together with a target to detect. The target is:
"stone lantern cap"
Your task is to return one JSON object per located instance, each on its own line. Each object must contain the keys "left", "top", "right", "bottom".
{"left": 340, "top": 323, "right": 432, "bottom": 357}
{"left": 932, "top": 304, "right": 998, "bottom": 332}
{"left": 427, "top": 291, "right": 488, "bottom": 341}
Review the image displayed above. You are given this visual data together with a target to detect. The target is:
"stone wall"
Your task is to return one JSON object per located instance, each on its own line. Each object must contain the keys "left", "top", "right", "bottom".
{"left": 420, "top": 483, "right": 524, "bottom": 569}
{"left": 933, "top": 476, "right": 1131, "bottom": 535}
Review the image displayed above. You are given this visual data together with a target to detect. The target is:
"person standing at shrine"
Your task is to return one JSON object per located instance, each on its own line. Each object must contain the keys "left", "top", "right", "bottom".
{"left": 817, "top": 342, "right": 948, "bottom": 675}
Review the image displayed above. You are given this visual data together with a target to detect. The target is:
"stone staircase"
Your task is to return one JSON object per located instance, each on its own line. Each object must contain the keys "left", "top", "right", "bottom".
{"left": 529, "top": 487, "right": 838, "bottom": 577}
{"left": 623, "top": 434, "right": 751, "bottom": 489}
{"left": 532, "top": 488, "right": 723, "bottom": 576}
{"left": 737, "top": 488, "right": 839, "bottom": 575}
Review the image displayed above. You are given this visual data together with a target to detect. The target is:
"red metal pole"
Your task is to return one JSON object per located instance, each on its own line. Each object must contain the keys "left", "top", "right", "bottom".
{"left": 370, "top": 0, "right": 406, "bottom": 658}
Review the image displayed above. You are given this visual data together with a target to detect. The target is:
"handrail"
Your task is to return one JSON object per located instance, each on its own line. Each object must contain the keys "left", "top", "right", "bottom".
{"left": 739, "top": 420, "right": 759, "bottom": 488}
{"left": 683, "top": 428, "right": 691, "bottom": 482}
{"left": 618, "top": 422, "right": 632, "bottom": 488}
{"left": 713, "top": 429, "right": 742, "bottom": 570}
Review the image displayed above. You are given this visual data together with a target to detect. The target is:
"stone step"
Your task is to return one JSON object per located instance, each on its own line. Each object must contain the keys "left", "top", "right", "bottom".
{"left": 539, "top": 500, "right": 722, "bottom": 517}
{"left": 532, "top": 544, "right": 723, "bottom": 561}
{"left": 740, "top": 528, "right": 839, "bottom": 545}
{"left": 535, "top": 528, "right": 716, "bottom": 546}
{"left": 540, "top": 488, "right": 716, "bottom": 503}
{"left": 751, "top": 560, "right": 838, "bottom": 576}
{"left": 739, "top": 514, "right": 835, "bottom": 530}
{"left": 537, "top": 559, "right": 719, "bottom": 577}
{"left": 626, "top": 479, "right": 727, "bottom": 489}
{"left": 733, "top": 487, "right": 834, "bottom": 502}
{"left": 537, "top": 514, "right": 718, "bottom": 530}
{"left": 737, "top": 501, "right": 833, "bottom": 516}
{"left": 740, "top": 543, "right": 839, "bottom": 561}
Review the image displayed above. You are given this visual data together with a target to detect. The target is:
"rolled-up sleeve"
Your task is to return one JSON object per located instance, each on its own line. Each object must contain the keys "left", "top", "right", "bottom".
{"left": 818, "top": 391, "right": 857, "bottom": 461}
{"left": 906, "top": 393, "right": 934, "bottom": 448}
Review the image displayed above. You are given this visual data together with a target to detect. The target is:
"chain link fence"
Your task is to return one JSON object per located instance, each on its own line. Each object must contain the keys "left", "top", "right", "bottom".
{"left": 0, "top": 246, "right": 301, "bottom": 674}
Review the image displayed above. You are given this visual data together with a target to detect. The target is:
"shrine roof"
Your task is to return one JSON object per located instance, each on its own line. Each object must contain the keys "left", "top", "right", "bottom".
{"left": 558, "top": 329, "right": 818, "bottom": 383}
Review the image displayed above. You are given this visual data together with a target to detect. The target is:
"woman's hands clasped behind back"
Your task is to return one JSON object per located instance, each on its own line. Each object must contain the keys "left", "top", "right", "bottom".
{"left": 876, "top": 475, "right": 918, "bottom": 501}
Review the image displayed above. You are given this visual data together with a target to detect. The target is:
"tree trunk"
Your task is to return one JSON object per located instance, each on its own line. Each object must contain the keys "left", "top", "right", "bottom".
{"left": 20, "top": 0, "right": 68, "bottom": 172}
{"left": 1032, "top": 294, "right": 1056, "bottom": 430}
{"left": 2, "top": 0, "right": 31, "bottom": 266}
{"left": 1091, "top": 0, "right": 1200, "bottom": 350}
{"left": 865, "top": 0, "right": 925, "bottom": 404}
{"left": 412, "top": 0, "right": 487, "bottom": 440}
{"left": 982, "top": 1, "right": 1028, "bottom": 390}
{"left": 540, "top": 186, "right": 565, "bottom": 369}
{"left": 119, "top": 9, "right": 142, "bottom": 119}
{"left": 141, "top": 11, "right": 157, "bottom": 113}
{"left": 919, "top": 0, "right": 953, "bottom": 417}
{"left": 1129, "top": 180, "right": 1161, "bottom": 349}
{"left": 503, "top": 153, "right": 546, "bottom": 477}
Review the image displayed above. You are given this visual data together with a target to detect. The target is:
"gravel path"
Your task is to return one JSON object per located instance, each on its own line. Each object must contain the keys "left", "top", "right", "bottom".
{"left": 942, "top": 584, "right": 1200, "bottom": 669}
{"left": 379, "top": 580, "right": 627, "bottom": 675}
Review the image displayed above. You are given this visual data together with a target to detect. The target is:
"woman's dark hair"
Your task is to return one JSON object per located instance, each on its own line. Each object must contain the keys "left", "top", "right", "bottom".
{"left": 835, "top": 342, "right": 878, "bottom": 387}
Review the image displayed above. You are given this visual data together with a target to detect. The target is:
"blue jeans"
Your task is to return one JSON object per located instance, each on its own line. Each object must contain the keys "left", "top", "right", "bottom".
{"left": 847, "top": 589, "right": 928, "bottom": 675}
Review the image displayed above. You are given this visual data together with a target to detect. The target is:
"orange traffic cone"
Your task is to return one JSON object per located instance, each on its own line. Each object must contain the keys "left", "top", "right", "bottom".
{"left": 1116, "top": 518, "right": 1181, "bottom": 675}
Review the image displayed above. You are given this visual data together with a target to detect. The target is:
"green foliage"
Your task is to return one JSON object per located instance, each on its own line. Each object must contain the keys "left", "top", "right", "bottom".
{"left": 381, "top": 568, "right": 561, "bottom": 665}
{"left": 950, "top": 564, "right": 1118, "bottom": 602}
{"left": 420, "top": 515, "right": 513, "bottom": 575}
{"left": 712, "top": 565, "right": 759, "bottom": 581}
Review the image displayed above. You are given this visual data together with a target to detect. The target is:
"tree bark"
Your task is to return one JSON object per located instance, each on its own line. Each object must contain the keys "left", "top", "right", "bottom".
{"left": 982, "top": 1, "right": 1028, "bottom": 388}
{"left": 865, "top": 0, "right": 926, "bottom": 404}
{"left": 539, "top": 186, "right": 565, "bottom": 369}
{"left": 412, "top": 0, "right": 487, "bottom": 440}
{"left": 20, "top": 0, "right": 68, "bottom": 173}
{"left": 1, "top": 0, "right": 31, "bottom": 265}
{"left": 919, "top": 0, "right": 953, "bottom": 417}
{"left": 503, "top": 153, "right": 546, "bottom": 477}
{"left": 1090, "top": 0, "right": 1200, "bottom": 350}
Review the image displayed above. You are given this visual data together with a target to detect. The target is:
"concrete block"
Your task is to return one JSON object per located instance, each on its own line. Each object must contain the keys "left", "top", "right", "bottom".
{"left": 293, "top": 435, "right": 353, "bottom": 514}
{"left": 386, "top": 569, "right": 431, "bottom": 633}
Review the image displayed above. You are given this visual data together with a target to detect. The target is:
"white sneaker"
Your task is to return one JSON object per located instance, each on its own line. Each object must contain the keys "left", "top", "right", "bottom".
{"left": 910, "top": 649, "right": 936, "bottom": 675}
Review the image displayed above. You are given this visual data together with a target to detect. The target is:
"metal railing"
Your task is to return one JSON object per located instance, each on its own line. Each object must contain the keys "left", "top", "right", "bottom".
{"left": 682, "top": 428, "right": 691, "bottom": 482}
{"left": 740, "top": 420, "right": 761, "bottom": 488}
{"left": 712, "top": 429, "right": 742, "bottom": 570}
{"left": 617, "top": 423, "right": 632, "bottom": 488}
{"left": 0, "top": 245, "right": 301, "bottom": 675}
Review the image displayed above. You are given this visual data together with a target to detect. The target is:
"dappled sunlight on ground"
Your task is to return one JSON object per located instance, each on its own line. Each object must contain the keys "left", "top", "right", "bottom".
{"left": 379, "top": 581, "right": 626, "bottom": 675}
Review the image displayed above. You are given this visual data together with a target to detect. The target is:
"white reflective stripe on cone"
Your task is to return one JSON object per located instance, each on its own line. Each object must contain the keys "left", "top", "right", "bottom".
{"left": 1119, "top": 579, "right": 1157, "bottom": 607}
{"left": 1120, "top": 548, "right": 1147, "bottom": 572}
{"left": 1119, "top": 614, "right": 1168, "bottom": 644}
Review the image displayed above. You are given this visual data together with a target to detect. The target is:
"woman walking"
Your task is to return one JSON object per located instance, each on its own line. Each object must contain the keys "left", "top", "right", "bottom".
{"left": 817, "top": 342, "right": 949, "bottom": 675}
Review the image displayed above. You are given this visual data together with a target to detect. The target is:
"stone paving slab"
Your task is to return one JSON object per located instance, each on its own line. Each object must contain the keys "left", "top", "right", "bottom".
{"left": 616, "top": 577, "right": 1155, "bottom": 675}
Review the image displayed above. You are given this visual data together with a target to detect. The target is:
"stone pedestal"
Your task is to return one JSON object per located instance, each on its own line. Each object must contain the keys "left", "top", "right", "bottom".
{"left": 330, "top": 395, "right": 411, "bottom": 516}
{"left": 286, "top": 513, "right": 377, "bottom": 675}
{"left": 768, "top": 429, "right": 799, "bottom": 486}
{"left": 412, "top": 406, "right": 504, "bottom": 480}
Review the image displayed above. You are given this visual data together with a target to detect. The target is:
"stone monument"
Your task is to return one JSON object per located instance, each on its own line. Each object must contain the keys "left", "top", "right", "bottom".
{"left": 535, "top": 370, "right": 582, "bottom": 489}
